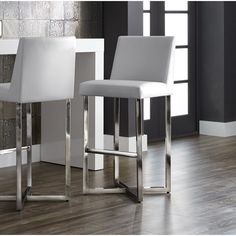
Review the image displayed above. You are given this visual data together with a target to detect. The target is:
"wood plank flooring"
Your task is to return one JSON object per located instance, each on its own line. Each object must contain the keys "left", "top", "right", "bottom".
{"left": 0, "top": 135, "right": 236, "bottom": 234}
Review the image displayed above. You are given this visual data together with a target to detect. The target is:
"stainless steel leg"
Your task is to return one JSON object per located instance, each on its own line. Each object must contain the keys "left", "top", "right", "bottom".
{"left": 26, "top": 103, "right": 32, "bottom": 193}
{"left": 16, "top": 103, "right": 23, "bottom": 210}
{"left": 113, "top": 98, "right": 120, "bottom": 185}
{"left": 83, "top": 96, "right": 89, "bottom": 194}
{"left": 65, "top": 99, "right": 71, "bottom": 200}
{"left": 165, "top": 96, "right": 171, "bottom": 193}
{"left": 26, "top": 99, "right": 72, "bottom": 202}
{"left": 135, "top": 99, "right": 143, "bottom": 202}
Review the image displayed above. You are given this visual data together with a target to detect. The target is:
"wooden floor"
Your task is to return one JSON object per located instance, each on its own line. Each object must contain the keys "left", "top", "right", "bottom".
{"left": 0, "top": 135, "right": 236, "bottom": 234}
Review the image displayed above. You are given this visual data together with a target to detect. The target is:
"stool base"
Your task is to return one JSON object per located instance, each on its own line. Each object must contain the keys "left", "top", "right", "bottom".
{"left": 83, "top": 181, "right": 170, "bottom": 203}
{"left": 83, "top": 96, "right": 171, "bottom": 203}
{"left": 0, "top": 100, "right": 71, "bottom": 211}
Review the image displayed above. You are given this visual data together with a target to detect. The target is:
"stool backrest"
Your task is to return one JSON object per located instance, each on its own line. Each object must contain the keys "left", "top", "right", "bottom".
{"left": 110, "top": 36, "right": 175, "bottom": 87}
{"left": 10, "top": 37, "right": 76, "bottom": 103}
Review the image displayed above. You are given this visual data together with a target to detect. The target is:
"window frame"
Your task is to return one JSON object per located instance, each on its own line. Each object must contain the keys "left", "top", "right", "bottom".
{"left": 165, "top": 3, "right": 189, "bottom": 117}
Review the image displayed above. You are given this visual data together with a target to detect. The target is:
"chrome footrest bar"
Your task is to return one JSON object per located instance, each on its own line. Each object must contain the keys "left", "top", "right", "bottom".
{"left": 84, "top": 183, "right": 169, "bottom": 201}
{"left": 0, "top": 146, "right": 30, "bottom": 155}
{"left": 144, "top": 186, "right": 170, "bottom": 194}
{"left": 27, "top": 195, "right": 69, "bottom": 201}
{"left": 84, "top": 188, "right": 126, "bottom": 194}
{"left": 0, "top": 187, "right": 31, "bottom": 202}
{"left": 0, "top": 195, "right": 16, "bottom": 201}
{"left": 0, "top": 189, "right": 68, "bottom": 202}
{"left": 86, "top": 148, "right": 137, "bottom": 158}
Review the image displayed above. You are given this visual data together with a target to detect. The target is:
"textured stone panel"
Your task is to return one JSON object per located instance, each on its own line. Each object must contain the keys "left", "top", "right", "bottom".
{"left": 50, "top": 1, "right": 64, "bottom": 20}
{"left": 3, "top": 119, "right": 16, "bottom": 149}
{"left": 2, "top": 108, "right": 40, "bottom": 148}
{"left": 33, "top": 2, "right": 50, "bottom": 20}
{"left": 0, "top": 56, "right": 3, "bottom": 83}
{"left": 3, "top": 102, "right": 26, "bottom": 121}
{"left": 19, "top": 20, "right": 34, "bottom": 37}
{"left": 3, "top": 55, "right": 15, "bottom": 82}
{"left": 3, "top": 102, "right": 15, "bottom": 120}
{"left": 64, "top": 1, "right": 79, "bottom": 20}
{"left": 19, "top": 19, "right": 49, "bottom": 37}
{"left": 35, "top": 20, "right": 50, "bottom": 36}
{"left": 3, "top": 2, "right": 19, "bottom": 20}
{"left": 64, "top": 20, "right": 79, "bottom": 37}
{"left": 49, "top": 20, "right": 64, "bottom": 37}
{"left": 3, "top": 117, "right": 30, "bottom": 148}
{"left": 73, "top": 1, "right": 80, "bottom": 20}
{"left": 3, "top": 20, "right": 19, "bottom": 38}
{"left": 64, "top": 1, "right": 74, "bottom": 20}
{"left": 19, "top": 1, "right": 34, "bottom": 20}
{"left": 0, "top": 2, "right": 4, "bottom": 19}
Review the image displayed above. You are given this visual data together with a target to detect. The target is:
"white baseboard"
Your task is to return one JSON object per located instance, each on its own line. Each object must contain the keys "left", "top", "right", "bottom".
{"left": 104, "top": 134, "right": 148, "bottom": 152}
{"left": 199, "top": 120, "right": 236, "bottom": 137}
{"left": 0, "top": 144, "right": 40, "bottom": 168}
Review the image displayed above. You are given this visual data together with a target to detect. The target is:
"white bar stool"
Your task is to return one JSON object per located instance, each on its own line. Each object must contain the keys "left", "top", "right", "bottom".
{"left": 79, "top": 36, "right": 175, "bottom": 202}
{"left": 0, "top": 37, "right": 76, "bottom": 210}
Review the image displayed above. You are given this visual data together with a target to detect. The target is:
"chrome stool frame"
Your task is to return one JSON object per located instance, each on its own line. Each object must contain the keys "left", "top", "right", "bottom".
{"left": 0, "top": 99, "right": 71, "bottom": 210}
{"left": 83, "top": 95, "right": 171, "bottom": 202}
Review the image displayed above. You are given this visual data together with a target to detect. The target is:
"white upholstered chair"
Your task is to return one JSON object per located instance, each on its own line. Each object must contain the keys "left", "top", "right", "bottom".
{"left": 0, "top": 37, "right": 76, "bottom": 210}
{"left": 79, "top": 36, "right": 175, "bottom": 202}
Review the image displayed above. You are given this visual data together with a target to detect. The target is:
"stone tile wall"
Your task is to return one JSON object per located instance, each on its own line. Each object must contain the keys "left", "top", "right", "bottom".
{"left": 0, "top": 1, "right": 103, "bottom": 149}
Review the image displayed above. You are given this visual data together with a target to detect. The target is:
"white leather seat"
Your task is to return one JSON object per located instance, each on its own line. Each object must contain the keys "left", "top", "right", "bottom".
{"left": 79, "top": 36, "right": 175, "bottom": 203}
{"left": 79, "top": 80, "right": 172, "bottom": 99}
{"left": 0, "top": 37, "right": 76, "bottom": 103}
{"left": 0, "top": 37, "right": 76, "bottom": 210}
{"left": 79, "top": 36, "right": 174, "bottom": 99}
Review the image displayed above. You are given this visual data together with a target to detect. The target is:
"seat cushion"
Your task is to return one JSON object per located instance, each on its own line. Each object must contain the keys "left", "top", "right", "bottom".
{"left": 79, "top": 80, "right": 172, "bottom": 99}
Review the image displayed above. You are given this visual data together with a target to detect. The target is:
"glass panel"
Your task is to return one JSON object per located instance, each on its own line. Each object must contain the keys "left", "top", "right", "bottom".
{"left": 171, "top": 83, "right": 188, "bottom": 117}
{"left": 143, "top": 1, "right": 150, "bottom": 10}
{"left": 174, "top": 48, "right": 188, "bottom": 81}
{"left": 165, "top": 1, "right": 188, "bottom": 11}
{"left": 144, "top": 98, "right": 150, "bottom": 120}
{"left": 165, "top": 14, "right": 188, "bottom": 45}
{"left": 143, "top": 13, "right": 150, "bottom": 36}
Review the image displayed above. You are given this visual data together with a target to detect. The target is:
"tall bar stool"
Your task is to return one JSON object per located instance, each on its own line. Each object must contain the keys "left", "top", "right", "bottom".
{"left": 79, "top": 36, "right": 175, "bottom": 202}
{"left": 0, "top": 37, "right": 76, "bottom": 210}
